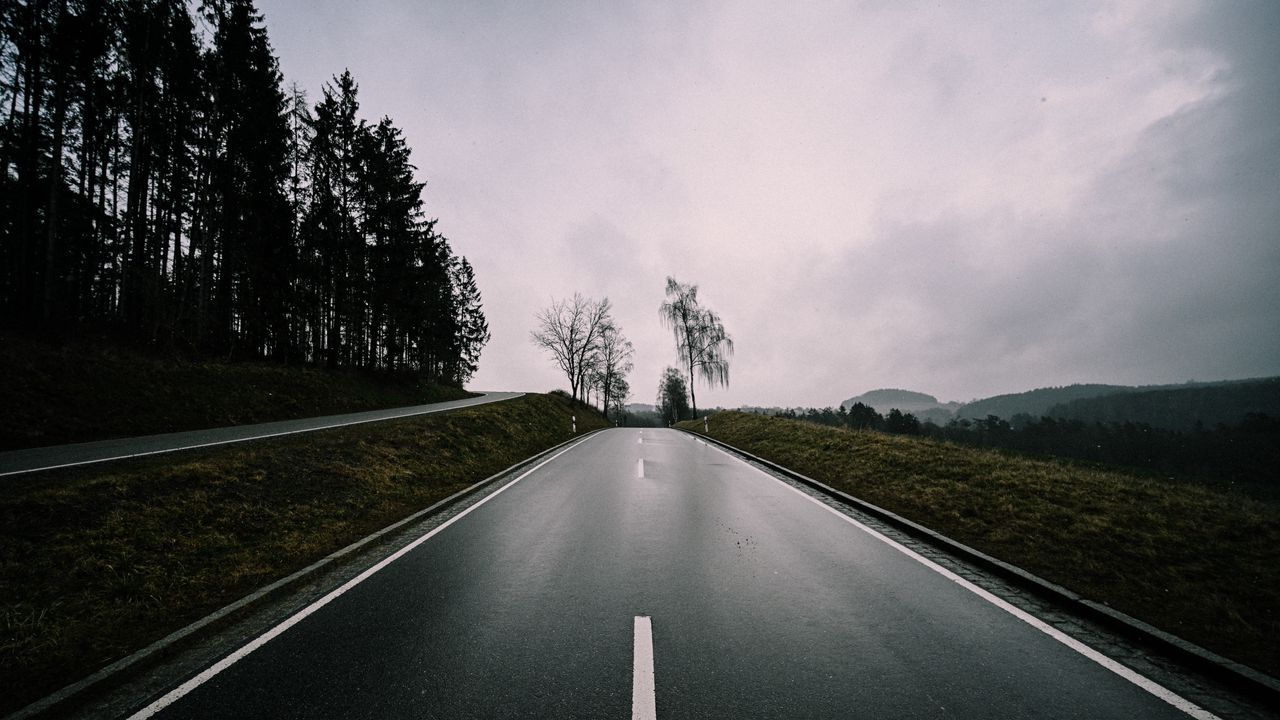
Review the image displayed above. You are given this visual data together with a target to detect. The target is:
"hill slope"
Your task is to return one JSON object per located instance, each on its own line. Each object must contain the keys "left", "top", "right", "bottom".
{"left": 0, "top": 336, "right": 473, "bottom": 451}
{"left": 1049, "top": 377, "right": 1280, "bottom": 430}
{"left": 0, "top": 392, "right": 605, "bottom": 713}
{"left": 955, "top": 384, "right": 1132, "bottom": 420}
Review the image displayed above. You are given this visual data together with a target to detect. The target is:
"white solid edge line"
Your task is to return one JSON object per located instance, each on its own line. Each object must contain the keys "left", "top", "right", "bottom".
{"left": 632, "top": 616, "right": 657, "bottom": 720}
{"left": 126, "top": 432, "right": 592, "bottom": 720}
{"left": 706, "top": 441, "right": 1221, "bottom": 720}
{"left": 0, "top": 393, "right": 523, "bottom": 478}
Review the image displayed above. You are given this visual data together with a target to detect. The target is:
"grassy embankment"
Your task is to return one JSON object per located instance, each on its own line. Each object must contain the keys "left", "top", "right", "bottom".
{"left": 680, "top": 411, "right": 1279, "bottom": 678}
{"left": 0, "top": 388, "right": 607, "bottom": 714}
{"left": 0, "top": 335, "right": 474, "bottom": 451}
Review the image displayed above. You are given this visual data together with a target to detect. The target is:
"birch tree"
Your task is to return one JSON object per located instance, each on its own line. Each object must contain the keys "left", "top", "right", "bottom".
{"left": 659, "top": 276, "right": 733, "bottom": 418}
{"left": 593, "top": 319, "right": 633, "bottom": 421}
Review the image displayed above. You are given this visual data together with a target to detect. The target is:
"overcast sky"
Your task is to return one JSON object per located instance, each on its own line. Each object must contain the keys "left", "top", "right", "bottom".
{"left": 256, "top": 0, "right": 1279, "bottom": 407}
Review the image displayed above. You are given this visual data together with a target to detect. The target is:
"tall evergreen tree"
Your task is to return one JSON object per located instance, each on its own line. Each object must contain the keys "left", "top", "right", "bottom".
{"left": 449, "top": 255, "right": 489, "bottom": 384}
{"left": 1, "top": 2, "right": 488, "bottom": 385}
{"left": 200, "top": 0, "right": 292, "bottom": 357}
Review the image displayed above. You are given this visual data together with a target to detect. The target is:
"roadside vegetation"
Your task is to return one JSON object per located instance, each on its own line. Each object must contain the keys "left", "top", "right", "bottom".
{"left": 680, "top": 411, "right": 1280, "bottom": 678}
{"left": 770, "top": 396, "right": 1280, "bottom": 502}
{"left": 0, "top": 335, "right": 474, "bottom": 451}
{"left": 0, "top": 392, "right": 606, "bottom": 714}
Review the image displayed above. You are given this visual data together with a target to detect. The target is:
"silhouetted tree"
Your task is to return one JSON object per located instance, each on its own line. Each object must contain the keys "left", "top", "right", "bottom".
{"left": 530, "top": 293, "right": 611, "bottom": 403}
{"left": 0, "top": 2, "right": 488, "bottom": 384}
{"left": 659, "top": 276, "right": 732, "bottom": 418}
{"left": 447, "top": 256, "right": 489, "bottom": 384}
{"left": 657, "top": 366, "right": 691, "bottom": 423}
{"left": 845, "top": 402, "right": 882, "bottom": 430}
{"left": 884, "top": 408, "right": 921, "bottom": 435}
{"left": 592, "top": 318, "right": 633, "bottom": 421}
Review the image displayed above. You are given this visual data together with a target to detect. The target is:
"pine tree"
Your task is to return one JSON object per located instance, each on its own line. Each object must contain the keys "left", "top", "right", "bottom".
{"left": 449, "top": 255, "right": 489, "bottom": 384}
{"left": 0, "top": 1, "right": 488, "bottom": 386}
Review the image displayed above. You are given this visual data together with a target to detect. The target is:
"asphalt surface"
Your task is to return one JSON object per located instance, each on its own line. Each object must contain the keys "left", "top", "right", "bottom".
{"left": 0, "top": 391, "right": 523, "bottom": 477}
{"left": 127, "top": 428, "right": 1210, "bottom": 719}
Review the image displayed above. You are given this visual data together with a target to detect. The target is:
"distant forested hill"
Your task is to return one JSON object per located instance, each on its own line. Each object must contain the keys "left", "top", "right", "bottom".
{"left": 956, "top": 385, "right": 1132, "bottom": 420}
{"left": 1048, "top": 378, "right": 1280, "bottom": 431}
{"left": 842, "top": 388, "right": 939, "bottom": 408}
{"left": 841, "top": 389, "right": 959, "bottom": 424}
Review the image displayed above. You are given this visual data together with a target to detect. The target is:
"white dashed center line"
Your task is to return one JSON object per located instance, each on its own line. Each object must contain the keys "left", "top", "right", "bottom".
{"left": 632, "top": 616, "right": 656, "bottom": 720}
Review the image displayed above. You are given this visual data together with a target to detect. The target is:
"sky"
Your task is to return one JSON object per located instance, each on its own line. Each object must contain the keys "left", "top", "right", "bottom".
{"left": 255, "top": 0, "right": 1280, "bottom": 408}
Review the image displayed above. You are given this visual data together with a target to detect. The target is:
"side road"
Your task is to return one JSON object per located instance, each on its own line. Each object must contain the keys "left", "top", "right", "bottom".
{"left": 0, "top": 391, "right": 523, "bottom": 477}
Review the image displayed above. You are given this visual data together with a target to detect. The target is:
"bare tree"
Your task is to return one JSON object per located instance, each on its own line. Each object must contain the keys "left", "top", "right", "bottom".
{"left": 605, "top": 374, "right": 630, "bottom": 421}
{"left": 530, "top": 293, "right": 612, "bottom": 403}
{"left": 659, "top": 277, "right": 733, "bottom": 418}
{"left": 593, "top": 319, "right": 634, "bottom": 421}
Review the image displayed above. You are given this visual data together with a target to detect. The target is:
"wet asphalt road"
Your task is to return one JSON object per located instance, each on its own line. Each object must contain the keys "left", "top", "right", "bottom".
{"left": 0, "top": 392, "right": 523, "bottom": 477}
{"left": 132, "top": 428, "right": 1199, "bottom": 719}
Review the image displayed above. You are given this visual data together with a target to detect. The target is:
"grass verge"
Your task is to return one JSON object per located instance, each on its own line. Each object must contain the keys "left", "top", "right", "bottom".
{"left": 680, "top": 411, "right": 1279, "bottom": 679}
{"left": 0, "top": 335, "right": 474, "bottom": 451}
{"left": 0, "top": 392, "right": 606, "bottom": 714}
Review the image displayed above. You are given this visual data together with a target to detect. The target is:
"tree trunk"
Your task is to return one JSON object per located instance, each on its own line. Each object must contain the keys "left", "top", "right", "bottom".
{"left": 687, "top": 358, "right": 698, "bottom": 419}
{"left": 43, "top": 0, "right": 68, "bottom": 325}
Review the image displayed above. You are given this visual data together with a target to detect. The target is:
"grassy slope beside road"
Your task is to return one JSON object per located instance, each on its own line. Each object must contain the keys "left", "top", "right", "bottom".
{"left": 681, "top": 411, "right": 1279, "bottom": 679}
{"left": 0, "top": 392, "right": 606, "bottom": 714}
{"left": 0, "top": 335, "right": 474, "bottom": 451}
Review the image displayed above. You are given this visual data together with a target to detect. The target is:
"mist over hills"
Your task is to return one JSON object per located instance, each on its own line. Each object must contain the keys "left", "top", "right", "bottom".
{"left": 836, "top": 377, "right": 1280, "bottom": 429}
{"left": 955, "top": 384, "right": 1133, "bottom": 420}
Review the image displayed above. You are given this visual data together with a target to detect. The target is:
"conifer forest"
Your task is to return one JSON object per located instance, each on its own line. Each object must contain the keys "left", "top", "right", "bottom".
{"left": 0, "top": 1, "right": 489, "bottom": 384}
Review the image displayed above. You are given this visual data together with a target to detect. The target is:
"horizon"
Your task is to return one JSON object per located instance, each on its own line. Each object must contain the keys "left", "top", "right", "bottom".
{"left": 628, "top": 373, "right": 1280, "bottom": 412}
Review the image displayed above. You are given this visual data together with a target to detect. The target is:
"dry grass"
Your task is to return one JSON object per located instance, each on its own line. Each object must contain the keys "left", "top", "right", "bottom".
{"left": 0, "top": 393, "right": 606, "bottom": 714}
{"left": 681, "top": 411, "right": 1280, "bottom": 678}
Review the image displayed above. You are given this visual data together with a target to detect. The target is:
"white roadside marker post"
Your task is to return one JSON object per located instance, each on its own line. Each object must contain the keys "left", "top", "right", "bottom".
{"left": 572, "top": 415, "right": 576, "bottom": 434}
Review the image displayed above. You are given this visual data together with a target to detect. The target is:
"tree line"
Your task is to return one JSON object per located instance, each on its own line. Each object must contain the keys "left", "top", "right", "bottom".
{"left": 0, "top": 0, "right": 488, "bottom": 384}
{"left": 766, "top": 404, "right": 1280, "bottom": 495}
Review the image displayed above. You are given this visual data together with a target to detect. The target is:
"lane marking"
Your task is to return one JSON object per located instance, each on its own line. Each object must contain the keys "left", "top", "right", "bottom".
{"left": 632, "top": 616, "right": 656, "bottom": 720}
{"left": 637, "top": 459, "right": 645, "bottom": 478}
{"left": 0, "top": 393, "right": 523, "bottom": 478}
{"left": 706, "top": 441, "right": 1221, "bottom": 720}
{"left": 125, "top": 433, "right": 597, "bottom": 719}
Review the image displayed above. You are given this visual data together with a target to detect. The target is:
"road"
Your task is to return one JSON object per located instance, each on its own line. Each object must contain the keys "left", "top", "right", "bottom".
{"left": 126, "top": 428, "right": 1214, "bottom": 719}
{"left": 0, "top": 391, "right": 523, "bottom": 477}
